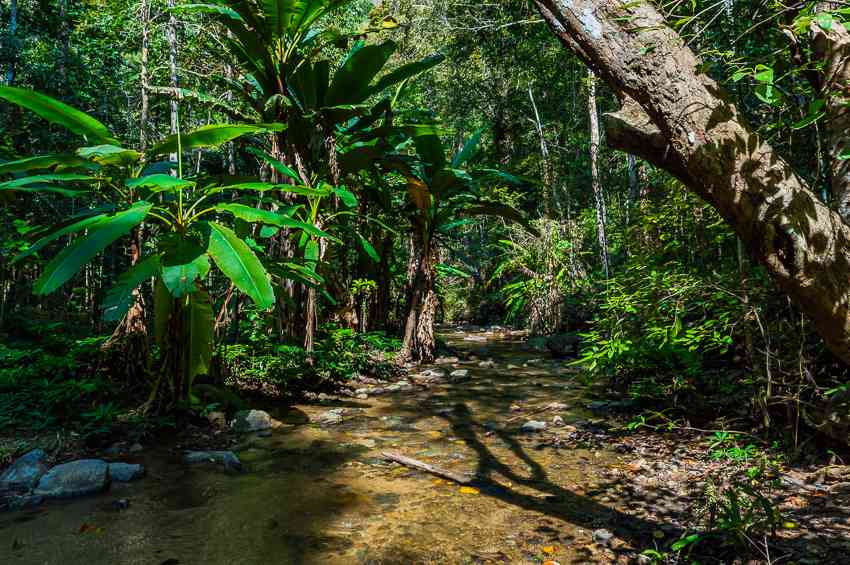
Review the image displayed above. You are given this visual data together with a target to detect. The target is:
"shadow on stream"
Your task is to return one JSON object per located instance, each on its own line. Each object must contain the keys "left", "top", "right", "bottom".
{"left": 0, "top": 330, "right": 717, "bottom": 564}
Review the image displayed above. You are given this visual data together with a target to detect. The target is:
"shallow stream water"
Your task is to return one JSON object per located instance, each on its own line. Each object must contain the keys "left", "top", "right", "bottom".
{"left": 0, "top": 331, "right": 664, "bottom": 564}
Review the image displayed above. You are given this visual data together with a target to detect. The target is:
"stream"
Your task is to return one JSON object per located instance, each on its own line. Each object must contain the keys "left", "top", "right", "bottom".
{"left": 1, "top": 330, "right": 685, "bottom": 564}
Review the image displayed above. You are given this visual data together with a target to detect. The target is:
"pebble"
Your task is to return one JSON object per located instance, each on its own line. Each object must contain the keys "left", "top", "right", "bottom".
{"left": 230, "top": 409, "right": 274, "bottom": 432}
{"left": 592, "top": 528, "right": 613, "bottom": 545}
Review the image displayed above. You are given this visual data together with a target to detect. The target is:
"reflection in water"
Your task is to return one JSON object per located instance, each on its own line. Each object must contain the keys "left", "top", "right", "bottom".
{"left": 0, "top": 330, "right": 658, "bottom": 564}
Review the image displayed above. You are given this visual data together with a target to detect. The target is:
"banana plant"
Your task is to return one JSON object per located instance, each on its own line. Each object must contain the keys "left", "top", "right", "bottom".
{"left": 0, "top": 86, "right": 323, "bottom": 409}
{"left": 383, "top": 127, "right": 537, "bottom": 362}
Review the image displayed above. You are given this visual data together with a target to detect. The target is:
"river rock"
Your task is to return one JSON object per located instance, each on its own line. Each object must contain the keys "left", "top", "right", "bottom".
{"left": 449, "top": 369, "right": 470, "bottom": 383}
{"left": 108, "top": 462, "right": 145, "bottom": 482}
{"left": 206, "top": 411, "right": 227, "bottom": 428}
{"left": 0, "top": 449, "right": 48, "bottom": 493}
{"left": 34, "top": 459, "right": 109, "bottom": 498}
{"left": 1, "top": 493, "right": 43, "bottom": 511}
{"left": 552, "top": 415, "right": 565, "bottom": 427}
{"left": 315, "top": 408, "right": 347, "bottom": 425}
{"left": 521, "top": 420, "right": 547, "bottom": 432}
{"left": 545, "top": 333, "right": 580, "bottom": 358}
{"left": 435, "top": 356, "right": 460, "bottom": 364}
{"left": 592, "top": 528, "right": 613, "bottom": 545}
{"left": 183, "top": 450, "right": 242, "bottom": 471}
{"left": 478, "top": 360, "right": 496, "bottom": 368}
{"left": 231, "top": 409, "right": 274, "bottom": 432}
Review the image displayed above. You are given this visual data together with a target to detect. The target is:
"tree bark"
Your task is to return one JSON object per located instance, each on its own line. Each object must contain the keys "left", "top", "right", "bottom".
{"left": 528, "top": 85, "right": 555, "bottom": 219}
{"left": 139, "top": 0, "right": 150, "bottom": 151}
{"left": 400, "top": 227, "right": 437, "bottom": 363}
{"left": 587, "top": 70, "right": 609, "bottom": 277}
{"left": 534, "top": 0, "right": 850, "bottom": 366}
{"left": 811, "top": 6, "right": 850, "bottom": 223}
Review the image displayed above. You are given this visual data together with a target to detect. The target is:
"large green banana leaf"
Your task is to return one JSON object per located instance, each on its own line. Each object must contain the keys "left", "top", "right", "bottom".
{"left": 33, "top": 201, "right": 152, "bottom": 295}
{"left": 206, "top": 221, "right": 275, "bottom": 309}
{"left": 102, "top": 255, "right": 161, "bottom": 321}
{"left": 0, "top": 86, "right": 118, "bottom": 144}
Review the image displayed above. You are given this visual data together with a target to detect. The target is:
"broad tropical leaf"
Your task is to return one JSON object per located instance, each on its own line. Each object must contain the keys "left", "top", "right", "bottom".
{"left": 214, "top": 203, "right": 334, "bottom": 239}
{"left": 149, "top": 123, "right": 286, "bottom": 155}
{"left": 357, "top": 233, "right": 379, "bottom": 262}
{"left": 366, "top": 53, "right": 445, "bottom": 99}
{"left": 463, "top": 203, "right": 539, "bottom": 236}
{"left": 246, "top": 147, "right": 300, "bottom": 182}
{"left": 0, "top": 86, "right": 118, "bottom": 144}
{"left": 0, "top": 154, "right": 93, "bottom": 175}
{"left": 102, "top": 255, "right": 161, "bottom": 321}
{"left": 33, "top": 201, "right": 152, "bottom": 295}
{"left": 13, "top": 211, "right": 108, "bottom": 263}
{"left": 127, "top": 174, "right": 194, "bottom": 193}
{"left": 326, "top": 41, "right": 396, "bottom": 106}
{"left": 77, "top": 145, "right": 142, "bottom": 166}
{"left": 452, "top": 129, "right": 482, "bottom": 167}
{"left": 162, "top": 252, "right": 211, "bottom": 298}
{"left": 0, "top": 173, "right": 96, "bottom": 196}
{"left": 206, "top": 221, "right": 275, "bottom": 309}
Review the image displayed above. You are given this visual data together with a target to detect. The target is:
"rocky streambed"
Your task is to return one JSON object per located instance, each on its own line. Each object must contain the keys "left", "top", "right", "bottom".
{"left": 1, "top": 329, "right": 849, "bottom": 564}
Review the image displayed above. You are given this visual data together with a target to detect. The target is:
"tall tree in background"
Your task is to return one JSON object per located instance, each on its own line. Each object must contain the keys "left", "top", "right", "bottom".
{"left": 5, "top": 0, "right": 17, "bottom": 85}
{"left": 586, "top": 70, "right": 608, "bottom": 278}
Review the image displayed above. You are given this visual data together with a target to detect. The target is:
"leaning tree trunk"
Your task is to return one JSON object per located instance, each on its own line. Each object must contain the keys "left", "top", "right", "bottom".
{"left": 399, "top": 228, "right": 437, "bottom": 363}
{"left": 534, "top": 0, "right": 850, "bottom": 367}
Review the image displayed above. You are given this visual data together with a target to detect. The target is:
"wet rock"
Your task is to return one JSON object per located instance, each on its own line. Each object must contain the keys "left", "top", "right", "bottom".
{"left": 592, "top": 528, "right": 613, "bottom": 545}
{"left": 356, "top": 393, "right": 369, "bottom": 400}
{"left": 464, "top": 335, "right": 487, "bottom": 342}
{"left": 552, "top": 415, "right": 565, "bottom": 427}
{"left": 478, "top": 360, "right": 496, "bottom": 368}
{"left": 435, "top": 356, "right": 459, "bottom": 364}
{"left": 206, "top": 411, "right": 227, "bottom": 428}
{"left": 183, "top": 450, "right": 242, "bottom": 471}
{"left": 315, "top": 408, "right": 348, "bottom": 425}
{"left": 257, "top": 429, "right": 273, "bottom": 438}
{"left": 450, "top": 369, "right": 469, "bottom": 378}
{"left": 231, "top": 409, "right": 274, "bottom": 432}
{"left": 108, "top": 462, "right": 145, "bottom": 482}
{"left": 521, "top": 420, "right": 547, "bottom": 433}
{"left": 1, "top": 493, "right": 43, "bottom": 511}
{"left": 111, "top": 498, "right": 130, "bottom": 510}
{"left": 527, "top": 336, "right": 548, "bottom": 352}
{"left": 0, "top": 449, "right": 48, "bottom": 493}
{"left": 129, "top": 443, "right": 144, "bottom": 453}
{"left": 545, "top": 333, "right": 580, "bottom": 358}
{"left": 34, "top": 459, "right": 109, "bottom": 498}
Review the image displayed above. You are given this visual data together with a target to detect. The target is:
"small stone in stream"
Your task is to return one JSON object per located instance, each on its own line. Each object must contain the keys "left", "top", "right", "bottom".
{"left": 108, "top": 462, "right": 145, "bottom": 482}
{"left": 355, "top": 388, "right": 370, "bottom": 395}
{"left": 257, "top": 430, "right": 273, "bottom": 438}
{"left": 356, "top": 393, "right": 369, "bottom": 400}
{"left": 592, "top": 529, "right": 613, "bottom": 545}
{"left": 111, "top": 498, "right": 130, "bottom": 510}
{"left": 315, "top": 408, "right": 348, "bottom": 425}
{"left": 435, "top": 356, "right": 459, "bottom": 364}
{"left": 0, "top": 449, "right": 48, "bottom": 493}
{"left": 183, "top": 450, "right": 242, "bottom": 472}
{"left": 206, "top": 411, "right": 227, "bottom": 428}
{"left": 478, "top": 360, "right": 496, "bottom": 368}
{"left": 450, "top": 369, "right": 469, "bottom": 378}
{"left": 34, "top": 459, "right": 109, "bottom": 498}
{"left": 521, "top": 420, "right": 547, "bottom": 432}
{"left": 129, "top": 443, "right": 144, "bottom": 453}
{"left": 506, "top": 364, "right": 521, "bottom": 370}
{"left": 552, "top": 415, "right": 565, "bottom": 427}
{"left": 230, "top": 409, "right": 274, "bottom": 432}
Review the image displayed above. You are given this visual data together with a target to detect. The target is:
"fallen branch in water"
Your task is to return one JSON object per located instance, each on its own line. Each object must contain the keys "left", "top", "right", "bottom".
{"left": 381, "top": 451, "right": 474, "bottom": 485}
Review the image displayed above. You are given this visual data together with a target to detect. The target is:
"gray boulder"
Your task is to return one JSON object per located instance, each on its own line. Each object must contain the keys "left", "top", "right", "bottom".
{"left": 34, "top": 459, "right": 109, "bottom": 498}
{"left": 521, "top": 420, "right": 547, "bottom": 433}
{"left": 183, "top": 450, "right": 242, "bottom": 471}
{"left": 0, "top": 449, "right": 48, "bottom": 493}
{"left": 108, "top": 462, "right": 145, "bottom": 482}
{"left": 315, "top": 407, "right": 348, "bottom": 425}
{"left": 231, "top": 409, "right": 274, "bottom": 432}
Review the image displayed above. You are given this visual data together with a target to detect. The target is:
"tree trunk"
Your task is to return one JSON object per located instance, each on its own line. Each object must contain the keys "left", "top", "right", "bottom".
{"left": 166, "top": 0, "right": 179, "bottom": 163}
{"left": 400, "top": 228, "right": 436, "bottom": 363}
{"left": 58, "top": 0, "right": 70, "bottom": 85}
{"left": 139, "top": 0, "right": 150, "bottom": 151}
{"left": 528, "top": 85, "right": 555, "bottom": 219}
{"left": 534, "top": 0, "right": 850, "bottom": 366}
{"left": 6, "top": 0, "right": 17, "bottom": 85}
{"left": 587, "top": 70, "right": 609, "bottom": 278}
{"left": 370, "top": 234, "right": 393, "bottom": 331}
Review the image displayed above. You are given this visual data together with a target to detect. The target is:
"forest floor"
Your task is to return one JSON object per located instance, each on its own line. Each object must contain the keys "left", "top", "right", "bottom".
{"left": 2, "top": 329, "right": 850, "bottom": 564}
